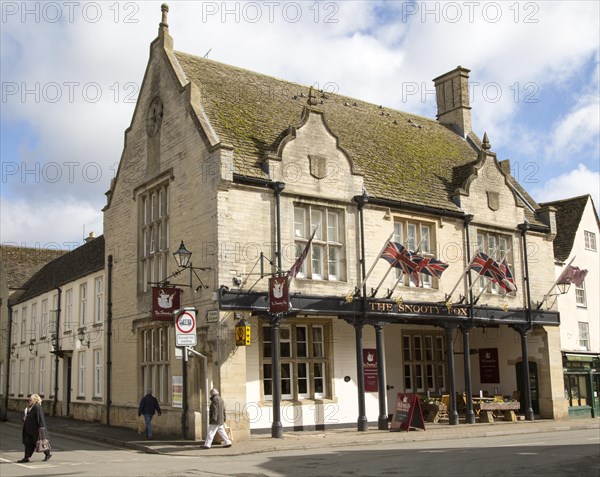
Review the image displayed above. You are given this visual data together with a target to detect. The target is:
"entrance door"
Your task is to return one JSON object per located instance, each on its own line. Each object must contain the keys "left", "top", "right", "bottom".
{"left": 516, "top": 361, "right": 539, "bottom": 414}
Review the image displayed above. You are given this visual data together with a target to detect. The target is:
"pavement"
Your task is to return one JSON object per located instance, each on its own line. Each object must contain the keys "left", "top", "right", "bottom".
{"left": 2, "top": 411, "right": 598, "bottom": 457}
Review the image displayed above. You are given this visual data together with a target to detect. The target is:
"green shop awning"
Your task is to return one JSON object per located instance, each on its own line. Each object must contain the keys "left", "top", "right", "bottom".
{"left": 564, "top": 353, "right": 600, "bottom": 362}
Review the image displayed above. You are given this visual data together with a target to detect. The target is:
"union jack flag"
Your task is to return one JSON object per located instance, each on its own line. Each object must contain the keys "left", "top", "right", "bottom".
{"left": 380, "top": 241, "right": 421, "bottom": 286}
{"left": 413, "top": 256, "right": 450, "bottom": 279}
{"left": 470, "top": 252, "right": 516, "bottom": 293}
{"left": 500, "top": 257, "right": 517, "bottom": 293}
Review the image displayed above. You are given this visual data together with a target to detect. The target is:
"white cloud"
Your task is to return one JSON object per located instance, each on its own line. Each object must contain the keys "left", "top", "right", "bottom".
{"left": 1, "top": 1, "right": 599, "bottom": 245}
{"left": 531, "top": 164, "right": 600, "bottom": 206}
{"left": 0, "top": 198, "right": 103, "bottom": 247}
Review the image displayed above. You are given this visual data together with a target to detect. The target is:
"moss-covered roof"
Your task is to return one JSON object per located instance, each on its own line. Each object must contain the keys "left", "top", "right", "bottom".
{"left": 174, "top": 51, "right": 483, "bottom": 211}
{"left": 540, "top": 195, "right": 592, "bottom": 262}
{"left": 1, "top": 246, "right": 67, "bottom": 291}
{"left": 14, "top": 236, "right": 105, "bottom": 305}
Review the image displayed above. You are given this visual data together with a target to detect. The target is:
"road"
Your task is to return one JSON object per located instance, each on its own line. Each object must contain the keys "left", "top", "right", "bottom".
{"left": 1, "top": 422, "right": 598, "bottom": 476}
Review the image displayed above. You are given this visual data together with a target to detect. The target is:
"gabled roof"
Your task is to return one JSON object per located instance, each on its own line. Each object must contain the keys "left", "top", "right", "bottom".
{"left": 1, "top": 245, "right": 67, "bottom": 291}
{"left": 540, "top": 195, "right": 595, "bottom": 262}
{"left": 14, "top": 235, "right": 105, "bottom": 305}
{"left": 174, "top": 51, "right": 483, "bottom": 212}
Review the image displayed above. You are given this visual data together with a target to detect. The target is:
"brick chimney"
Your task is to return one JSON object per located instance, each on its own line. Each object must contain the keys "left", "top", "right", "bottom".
{"left": 433, "top": 66, "right": 472, "bottom": 137}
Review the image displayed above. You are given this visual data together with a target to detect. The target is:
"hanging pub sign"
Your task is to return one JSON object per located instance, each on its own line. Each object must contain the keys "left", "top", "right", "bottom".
{"left": 152, "top": 287, "right": 181, "bottom": 321}
{"left": 235, "top": 320, "right": 251, "bottom": 346}
{"left": 268, "top": 276, "right": 289, "bottom": 314}
{"left": 363, "top": 349, "right": 378, "bottom": 392}
{"left": 390, "top": 393, "right": 426, "bottom": 432}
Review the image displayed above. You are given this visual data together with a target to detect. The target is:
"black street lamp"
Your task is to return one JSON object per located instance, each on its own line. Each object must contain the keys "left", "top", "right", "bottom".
{"left": 173, "top": 241, "right": 192, "bottom": 268}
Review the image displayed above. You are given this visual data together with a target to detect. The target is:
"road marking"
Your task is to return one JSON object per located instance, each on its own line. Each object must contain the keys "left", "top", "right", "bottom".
{"left": 517, "top": 452, "right": 539, "bottom": 455}
{"left": 499, "top": 441, "right": 546, "bottom": 447}
{"left": 419, "top": 450, "right": 449, "bottom": 453}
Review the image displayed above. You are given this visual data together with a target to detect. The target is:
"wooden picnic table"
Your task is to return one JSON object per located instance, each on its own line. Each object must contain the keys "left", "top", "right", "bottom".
{"left": 473, "top": 400, "right": 520, "bottom": 422}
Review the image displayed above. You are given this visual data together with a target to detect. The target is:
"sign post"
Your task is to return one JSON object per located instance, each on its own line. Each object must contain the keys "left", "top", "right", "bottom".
{"left": 174, "top": 308, "right": 197, "bottom": 440}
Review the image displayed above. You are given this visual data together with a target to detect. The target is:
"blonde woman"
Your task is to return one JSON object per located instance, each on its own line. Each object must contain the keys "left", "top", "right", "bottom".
{"left": 18, "top": 394, "right": 51, "bottom": 463}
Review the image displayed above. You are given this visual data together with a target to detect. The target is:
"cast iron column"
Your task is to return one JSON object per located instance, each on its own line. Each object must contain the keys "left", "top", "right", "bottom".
{"left": 269, "top": 181, "right": 285, "bottom": 438}
{"left": 446, "top": 326, "right": 459, "bottom": 425}
{"left": 375, "top": 324, "right": 388, "bottom": 430}
{"left": 462, "top": 328, "right": 475, "bottom": 423}
{"left": 354, "top": 192, "right": 369, "bottom": 431}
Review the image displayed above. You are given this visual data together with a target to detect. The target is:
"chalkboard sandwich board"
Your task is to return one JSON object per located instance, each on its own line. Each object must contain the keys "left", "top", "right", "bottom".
{"left": 390, "top": 393, "right": 426, "bottom": 432}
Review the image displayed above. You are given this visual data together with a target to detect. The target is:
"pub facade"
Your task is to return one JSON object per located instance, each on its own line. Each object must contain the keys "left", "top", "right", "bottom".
{"left": 102, "top": 5, "right": 566, "bottom": 441}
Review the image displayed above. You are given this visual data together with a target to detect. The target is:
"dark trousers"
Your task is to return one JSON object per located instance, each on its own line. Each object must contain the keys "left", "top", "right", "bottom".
{"left": 24, "top": 442, "right": 50, "bottom": 459}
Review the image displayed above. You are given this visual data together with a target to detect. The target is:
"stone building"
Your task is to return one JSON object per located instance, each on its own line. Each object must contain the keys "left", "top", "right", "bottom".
{"left": 101, "top": 5, "right": 566, "bottom": 440}
{"left": 541, "top": 195, "right": 599, "bottom": 417}
{"left": 2, "top": 235, "right": 105, "bottom": 419}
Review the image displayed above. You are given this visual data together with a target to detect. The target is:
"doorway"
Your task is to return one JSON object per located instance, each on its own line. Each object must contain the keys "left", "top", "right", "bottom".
{"left": 516, "top": 361, "right": 539, "bottom": 414}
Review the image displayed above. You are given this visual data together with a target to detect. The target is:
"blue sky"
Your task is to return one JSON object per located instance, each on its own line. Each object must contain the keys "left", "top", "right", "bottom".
{"left": 1, "top": 1, "right": 599, "bottom": 248}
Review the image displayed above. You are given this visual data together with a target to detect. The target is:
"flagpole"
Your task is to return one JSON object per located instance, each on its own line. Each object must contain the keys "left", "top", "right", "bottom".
{"left": 371, "top": 262, "right": 396, "bottom": 297}
{"left": 537, "top": 256, "right": 576, "bottom": 310}
{"left": 445, "top": 248, "right": 478, "bottom": 302}
{"left": 356, "top": 230, "right": 394, "bottom": 292}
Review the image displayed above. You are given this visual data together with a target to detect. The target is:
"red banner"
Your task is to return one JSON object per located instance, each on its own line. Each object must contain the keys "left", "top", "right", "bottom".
{"left": 152, "top": 287, "right": 181, "bottom": 321}
{"left": 363, "top": 349, "right": 378, "bottom": 392}
{"left": 269, "top": 276, "right": 289, "bottom": 314}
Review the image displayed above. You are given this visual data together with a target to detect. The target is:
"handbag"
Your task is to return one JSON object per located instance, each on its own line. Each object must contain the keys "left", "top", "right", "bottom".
{"left": 35, "top": 427, "right": 51, "bottom": 453}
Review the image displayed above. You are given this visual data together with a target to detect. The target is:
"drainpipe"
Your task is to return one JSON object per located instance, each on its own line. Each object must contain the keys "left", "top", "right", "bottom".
{"left": 3, "top": 304, "right": 13, "bottom": 420}
{"left": 463, "top": 214, "right": 475, "bottom": 424}
{"left": 52, "top": 287, "right": 62, "bottom": 417}
{"left": 106, "top": 255, "right": 113, "bottom": 426}
{"left": 518, "top": 222, "right": 535, "bottom": 421}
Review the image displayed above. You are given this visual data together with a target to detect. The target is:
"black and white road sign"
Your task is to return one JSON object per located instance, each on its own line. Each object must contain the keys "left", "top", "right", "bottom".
{"left": 175, "top": 308, "right": 197, "bottom": 347}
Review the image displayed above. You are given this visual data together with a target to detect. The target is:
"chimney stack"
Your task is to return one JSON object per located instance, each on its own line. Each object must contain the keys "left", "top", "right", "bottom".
{"left": 85, "top": 232, "right": 95, "bottom": 243}
{"left": 433, "top": 66, "right": 472, "bottom": 137}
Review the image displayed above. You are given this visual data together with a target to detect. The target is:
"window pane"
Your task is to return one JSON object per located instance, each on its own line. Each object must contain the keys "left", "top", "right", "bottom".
{"left": 312, "top": 326, "right": 324, "bottom": 357}
{"left": 296, "top": 326, "right": 307, "bottom": 358}
{"left": 281, "top": 364, "right": 292, "bottom": 396}
{"left": 312, "top": 245, "right": 323, "bottom": 278}
{"left": 311, "top": 210, "right": 323, "bottom": 240}
{"left": 403, "top": 335, "right": 412, "bottom": 361}
{"left": 314, "top": 363, "right": 324, "bottom": 395}
{"left": 294, "top": 207, "right": 306, "bottom": 238}
{"left": 407, "top": 224, "right": 416, "bottom": 250}
{"left": 327, "top": 212, "right": 338, "bottom": 242}
{"left": 298, "top": 363, "right": 308, "bottom": 394}
{"left": 328, "top": 247, "right": 339, "bottom": 279}
{"left": 263, "top": 326, "right": 272, "bottom": 358}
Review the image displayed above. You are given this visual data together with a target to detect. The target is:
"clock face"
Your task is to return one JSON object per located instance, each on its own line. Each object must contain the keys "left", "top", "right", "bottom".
{"left": 146, "top": 97, "right": 163, "bottom": 137}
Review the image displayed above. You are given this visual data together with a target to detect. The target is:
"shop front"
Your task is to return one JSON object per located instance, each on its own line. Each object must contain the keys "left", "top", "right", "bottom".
{"left": 221, "top": 288, "right": 560, "bottom": 431}
{"left": 563, "top": 352, "right": 600, "bottom": 418}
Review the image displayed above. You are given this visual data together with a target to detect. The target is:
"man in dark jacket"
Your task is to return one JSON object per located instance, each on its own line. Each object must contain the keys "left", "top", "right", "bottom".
{"left": 201, "top": 388, "right": 232, "bottom": 449}
{"left": 138, "top": 390, "right": 161, "bottom": 439}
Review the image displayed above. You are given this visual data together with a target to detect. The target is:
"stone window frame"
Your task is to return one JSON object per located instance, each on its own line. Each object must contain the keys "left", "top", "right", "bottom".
{"left": 476, "top": 230, "right": 516, "bottom": 295}
{"left": 293, "top": 203, "right": 345, "bottom": 281}
{"left": 393, "top": 219, "right": 437, "bottom": 288}
{"left": 138, "top": 181, "right": 170, "bottom": 292}
{"left": 141, "top": 326, "right": 170, "bottom": 403}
